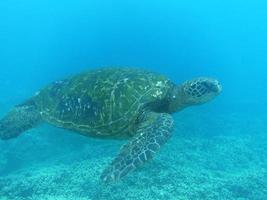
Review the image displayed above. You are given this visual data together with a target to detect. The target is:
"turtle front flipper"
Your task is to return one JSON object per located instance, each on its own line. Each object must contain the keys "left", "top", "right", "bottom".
{"left": 101, "top": 112, "right": 174, "bottom": 183}
{"left": 0, "top": 102, "right": 42, "bottom": 140}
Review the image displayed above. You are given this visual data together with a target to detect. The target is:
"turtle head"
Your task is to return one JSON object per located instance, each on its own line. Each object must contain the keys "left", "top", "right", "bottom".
{"left": 169, "top": 77, "right": 222, "bottom": 112}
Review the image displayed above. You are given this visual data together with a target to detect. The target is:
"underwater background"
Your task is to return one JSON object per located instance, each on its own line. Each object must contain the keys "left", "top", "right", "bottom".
{"left": 0, "top": 0, "right": 267, "bottom": 199}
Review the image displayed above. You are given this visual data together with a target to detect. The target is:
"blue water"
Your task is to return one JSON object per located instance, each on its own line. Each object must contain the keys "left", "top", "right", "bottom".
{"left": 0, "top": 0, "right": 267, "bottom": 199}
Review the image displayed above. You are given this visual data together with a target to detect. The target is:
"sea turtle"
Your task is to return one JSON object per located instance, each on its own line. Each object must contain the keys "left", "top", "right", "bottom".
{"left": 0, "top": 67, "right": 222, "bottom": 182}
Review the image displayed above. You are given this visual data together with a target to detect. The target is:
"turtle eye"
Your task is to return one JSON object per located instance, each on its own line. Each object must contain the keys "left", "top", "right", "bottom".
{"left": 201, "top": 80, "right": 222, "bottom": 93}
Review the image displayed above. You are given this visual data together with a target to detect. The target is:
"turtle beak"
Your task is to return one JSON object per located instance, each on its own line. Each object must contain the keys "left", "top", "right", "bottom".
{"left": 213, "top": 80, "right": 222, "bottom": 94}
{"left": 206, "top": 79, "right": 222, "bottom": 94}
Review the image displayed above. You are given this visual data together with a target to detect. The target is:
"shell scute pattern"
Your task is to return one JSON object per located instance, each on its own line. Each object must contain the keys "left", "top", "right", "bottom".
{"left": 34, "top": 68, "right": 172, "bottom": 137}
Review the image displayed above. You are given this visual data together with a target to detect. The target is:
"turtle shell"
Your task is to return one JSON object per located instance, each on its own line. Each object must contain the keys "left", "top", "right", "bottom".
{"left": 33, "top": 68, "right": 173, "bottom": 138}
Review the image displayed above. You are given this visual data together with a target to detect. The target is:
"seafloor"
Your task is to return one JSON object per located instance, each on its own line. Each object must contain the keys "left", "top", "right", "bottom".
{"left": 0, "top": 106, "right": 266, "bottom": 200}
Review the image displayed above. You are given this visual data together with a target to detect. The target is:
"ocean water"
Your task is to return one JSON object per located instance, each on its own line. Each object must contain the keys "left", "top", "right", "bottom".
{"left": 0, "top": 0, "right": 267, "bottom": 199}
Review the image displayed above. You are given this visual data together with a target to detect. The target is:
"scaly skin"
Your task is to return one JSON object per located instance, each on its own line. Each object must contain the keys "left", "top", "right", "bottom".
{"left": 0, "top": 67, "right": 222, "bottom": 182}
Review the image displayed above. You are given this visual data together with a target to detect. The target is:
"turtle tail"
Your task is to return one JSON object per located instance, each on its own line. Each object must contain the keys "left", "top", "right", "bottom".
{"left": 0, "top": 100, "right": 42, "bottom": 140}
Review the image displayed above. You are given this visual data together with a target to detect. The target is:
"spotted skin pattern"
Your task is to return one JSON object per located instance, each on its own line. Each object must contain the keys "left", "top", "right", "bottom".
{"left": 101, "top": 112, "right": 174, "bottom": 183}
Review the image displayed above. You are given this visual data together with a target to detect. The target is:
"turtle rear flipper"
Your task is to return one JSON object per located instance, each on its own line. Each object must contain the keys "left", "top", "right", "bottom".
{"left": 101, "top": 112, "right": 174, "bottom": 183}
{"left": 0, "top": 104, "right": 42, "bottom": 140}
